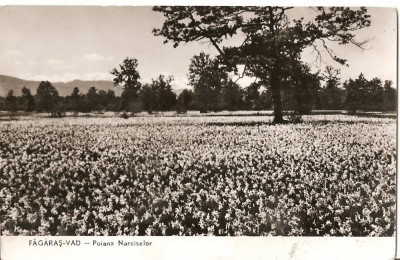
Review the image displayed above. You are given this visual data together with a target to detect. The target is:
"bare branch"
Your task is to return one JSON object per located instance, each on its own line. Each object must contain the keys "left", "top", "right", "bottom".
{"left": 311, "top": 43, "right": 322, "bottom": 67}
{"left": 233, "top": 65, "right": 248, "bottom": 83}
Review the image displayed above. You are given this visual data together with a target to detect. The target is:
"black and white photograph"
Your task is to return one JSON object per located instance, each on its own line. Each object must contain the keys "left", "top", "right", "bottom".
{"left": 0, "top": 3, "right": 397, "bottom": 259}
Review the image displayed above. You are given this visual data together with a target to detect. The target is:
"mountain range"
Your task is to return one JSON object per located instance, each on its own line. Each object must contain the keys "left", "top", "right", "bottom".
{"left": 0, "top": 75, "right": 123, "bottom": 97}
{"left": 0, "top": 75, "right": 187, "bottom": 97}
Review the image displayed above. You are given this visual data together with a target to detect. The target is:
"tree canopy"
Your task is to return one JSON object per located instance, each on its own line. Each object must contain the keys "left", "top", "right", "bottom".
{"left": 188, "top": 52, "right": 229, "bottom": 113}
{"left": 110, "top": 57, "right": 142, "bottom": 111}
{"left": 35, "top": 81, "right": 60, "bottom": 113}
{"left": 21, "top": 86, "right": 35, "bottom": 112}
{"left": 141, "top": 75, "right": 177, "bottom": 113}
{"left": 153, "top": 6, "right": 371, "bottom": 123}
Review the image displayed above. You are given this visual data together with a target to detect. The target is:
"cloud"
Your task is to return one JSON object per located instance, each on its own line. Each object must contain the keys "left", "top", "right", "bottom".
{"left": 82, "top": 53, "right": 115, "bottom": 63}
{"left": 45, "top": 58, "right": 65, "bottom": 65}
{"left": 14, "top": 60, "right": 36, "bottom": 66}
{"left": 54, "top": 64, "right": 75, "bottom": 71}
{"left": 170, "top": 76, "right": 190, "bottom": 91}
{"left": 230, "top": 74, "right": 254, "bottom": 88}
{"left": 6, "top": 50, "right": 23, "bottom": 57}
{"left": 19, "top": 72, "right": 114, "bottom": 83}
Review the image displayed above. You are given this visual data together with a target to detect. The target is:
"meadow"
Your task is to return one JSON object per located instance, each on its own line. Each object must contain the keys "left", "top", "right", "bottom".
{"left": 0, "top": 114, "right": 396, "bottom": 236}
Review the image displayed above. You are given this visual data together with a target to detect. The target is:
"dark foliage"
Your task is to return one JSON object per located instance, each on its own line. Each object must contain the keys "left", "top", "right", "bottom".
{"left": 110, "top": 57, "right": 142, "bottom": 112}
{"left": 35, "top": 81, "right": 60, "bottom": 115}
{"left": 153, "top": 6, "right": 372, "bottom": 123}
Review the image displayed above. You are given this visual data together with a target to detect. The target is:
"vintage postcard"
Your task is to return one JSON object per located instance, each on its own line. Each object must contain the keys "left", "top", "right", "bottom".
{"left": 0, "top": 2, "right": 397, "bottom": 259}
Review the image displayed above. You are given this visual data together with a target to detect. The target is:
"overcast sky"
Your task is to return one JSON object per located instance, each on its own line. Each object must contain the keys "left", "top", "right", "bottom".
{"left": 0, "top": 6, "right": 397, "bottom": 90}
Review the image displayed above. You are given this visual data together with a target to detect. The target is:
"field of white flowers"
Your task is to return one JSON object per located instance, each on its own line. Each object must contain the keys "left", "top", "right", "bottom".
{"left": 0, "top": 115, "right": 396, "bottom": 236}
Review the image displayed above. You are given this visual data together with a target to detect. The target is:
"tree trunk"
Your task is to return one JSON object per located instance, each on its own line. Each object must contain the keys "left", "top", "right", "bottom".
{"left": 270, "top": 73, "right": 285, "bottom": 124}
{"left": 296, "top": 83, "right": 303, "bottom": 114}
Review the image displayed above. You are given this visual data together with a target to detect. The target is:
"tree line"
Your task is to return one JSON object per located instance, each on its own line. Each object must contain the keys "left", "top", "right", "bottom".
{"left": 0, "top": 58, "right": 396, "bottom": 115}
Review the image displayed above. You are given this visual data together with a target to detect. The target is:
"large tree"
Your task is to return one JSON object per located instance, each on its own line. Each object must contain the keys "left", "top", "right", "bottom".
{"left": 110, "top": 57, "right": 141, "bottom": 112}
{"left": 153, "top": 6, "right": 371, "bottom": 123}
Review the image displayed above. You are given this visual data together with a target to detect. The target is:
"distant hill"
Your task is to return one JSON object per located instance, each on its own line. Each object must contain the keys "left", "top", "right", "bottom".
{"left": 0, "top": 75, "right": 122, "bottom": 97}
{"left": 0, "top": 75, "right": 188, "bottom": 97}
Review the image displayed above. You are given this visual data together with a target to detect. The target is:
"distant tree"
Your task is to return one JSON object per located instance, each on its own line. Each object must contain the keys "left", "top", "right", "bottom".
{"left": 70, "top": 87, "right": 80, "bottom": 113}
{"left": 176, "top": 89, "right": 195, "bottom": 113}
{"left": 259, "top": 89, "right": 273, "bottom": 110}
{"left": 5, "top": 90, "right": 17, "bottom": 112}
{"left": 365, "top": 77, "right": 384, "bottom": 111}
{"left": 140, "top": 83, "right": 155, "bottom": 113}
{"left": 21, "top": 86, "right": 35, "bottom": 112}
{"left": 105, "top": 90, "right": 119, "bottom": 111}
{"left": 97, "top": 90, "right": 108, "bottom": 110}
{"left": 140, "top": 75, "right": 177, "bottom": 113}
{"left": 53, "top": 99, "right": 67, "bottom": 117}
{"left": 106, "top": 89, "right": 116, "bottom": 99}
{"left": 324, "top": 66, "right": 341, "bottom": 89}
{"left": 151, "top": 75, "right": 177, "bottom": 111}
{"left": 344, "top": 73, "right": 389, "bottom": 112}
{"left": 288, "top": 63, "right": 321, "bottom": 114}
{"left": 86, "top": 86, "right": 100, "bottom": 111}
{"left": 110, "top": 57, "right": 141, "bottom": 112}
{"left": 188, "top": 52, "right": 228, "bottom": 113}
{"left": 343, "top": 74, "right": 366, "bottom": 114}
{"left": 153, "top": 6, "right": 371, "bottom": 123}
{"left": 243, "top": 82, "right": 262, "bottom": 110}
{"left": 319, "top": 66, "right": 344, "bottom": 110}
{"left": 71, "top": 86, "right": 80, "bottom": 97}
{"left": 35, "top": 81, "right": 60, "bottom": 114}
{"left": 383, "top": 80, "right": 397, "bottom": 111}
{"left": 222, "top": 80, "right": 244, "bottom": 111}
{"left": 0, "top": 97, "right": 5, "bottom": 111}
